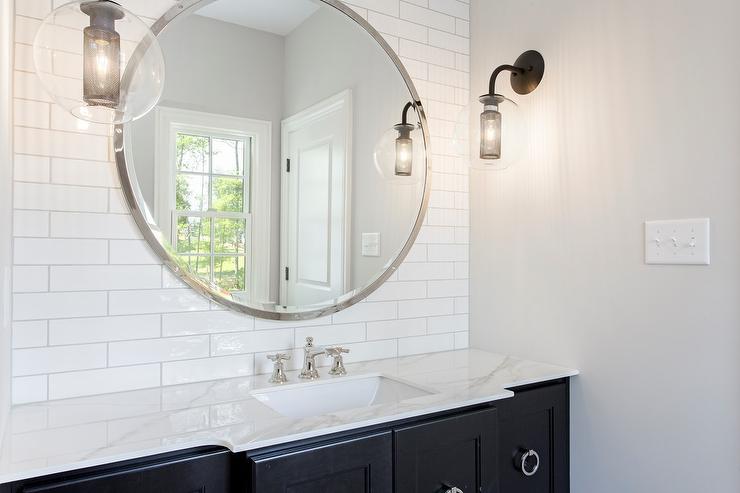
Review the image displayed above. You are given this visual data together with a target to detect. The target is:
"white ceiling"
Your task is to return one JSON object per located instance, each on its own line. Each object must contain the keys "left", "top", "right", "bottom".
{"left": 195, "top": 0, "right": 320, "bottom": 36}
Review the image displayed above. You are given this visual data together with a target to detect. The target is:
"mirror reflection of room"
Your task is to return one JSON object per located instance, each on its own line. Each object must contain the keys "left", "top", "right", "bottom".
{"left": 126, "top": 0, "right": 425, "bottom": 310}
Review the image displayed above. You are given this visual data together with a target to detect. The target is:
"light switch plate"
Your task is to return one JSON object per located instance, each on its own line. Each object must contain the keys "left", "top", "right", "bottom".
{"left": 362, "top": 233, "right": 380, "bottom": 257}
{"left": 644, "top": 218, "right": 710, "bottom": 265}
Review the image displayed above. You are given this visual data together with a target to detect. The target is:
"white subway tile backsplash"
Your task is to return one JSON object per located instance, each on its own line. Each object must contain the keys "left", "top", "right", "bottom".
{"left": 14, "top": 238, "right": 108, "bottom": 265}
{"left": 367, "top": 318, "right": 426, "bottom": 340}
{"left": 162, "top": 310, "right": 253, "bottom": 336}
{"left": 50, "top": 265, "right": 161, "bottom": 291}
{"left": 12, "top": 321, "right": 48, "bottom": 348}
{"left": 398, "top": 333, "right": 454, "bottom": 356}
{"left": 14, "top": 127, "right": 109, "bottom": 161}
{"left": 50, "top": 212, "right": 140, "bottom": 239}
{"left": 13, "top": 210, "right": 49, "bottom": 237}
{"left": 9, "top": 0, "right": 470, "bottom": 403}
{"left": 12, "top": 376, "right": 49, "bottom": 404}
{"left": 400, "top": 2, "right": 455, "bottom": 33}
{"left": 14, "top": 182, "right": 108, "bottom": 212}
{"left": 13, "top": 154, "right": 50, "bottom": 183}
{"left": 398, "top": 297, "right": 455, "bottom": 318}
{"left": 50, "top": 158, "right": 117, "bottom": 187}
{"left": 14, "top": 99, "right": 49, "bottom": 128}
{"left": 454, "top": 330, "right": 469, "bottom": 349}
{"left": 429, "top": 0, "right": 469, "bottom": 20}
{"left": 366, "top": 281, "right": 427, "bottom": 301}
{"left": 109, "top": 336, "right": 210, "bottom": 366}
{"left": 109, "top": 240, "right": 161, "bottom": 264}
{"left": 162, "top": 355, "right": 254, "bottom": 385}
{"left": 13, "top": 266, "right": 48, "bottom": 292}
{"left": 13, "top": 344, "right": 107, "bottom": 376}
{"left": 13, "top": 292, "right": 108, "bottom": 320}
{"left": 49, "top": 364, "right": 161, "bottom": 400}
{"left": 427, "top": 313, "right": 468, "bottom": 334}
{"left": 331, "top": 301, "right": 397, "bottom": 324}
{"left": 49, "top": 315, "right": 161, "bottom": 345}
{"left": 109, "top": 289, "right": 210, "bottom": 315}
{"left": 212, "top": 329, "right": 294, "bottom": 356}
{"left": 294, "top": 323, "right": 366, "bottom": 347}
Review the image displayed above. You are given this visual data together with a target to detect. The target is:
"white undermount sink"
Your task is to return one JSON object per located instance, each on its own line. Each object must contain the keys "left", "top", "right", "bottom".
{"left": 251, "top": 374, "right": 433, "bottom": 419}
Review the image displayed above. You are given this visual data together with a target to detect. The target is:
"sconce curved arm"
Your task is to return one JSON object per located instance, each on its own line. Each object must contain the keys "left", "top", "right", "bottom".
{"left": 401, "top": 101, "right": 415, "bottom": 125}
{"left": 488, "top": 64, "right": 525, "bottom": 96}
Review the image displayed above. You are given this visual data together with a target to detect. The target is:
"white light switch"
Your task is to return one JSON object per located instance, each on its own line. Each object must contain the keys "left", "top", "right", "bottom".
{"left": 362, "top": 233, "right": 380, "bottom": 257}
{"left": 644, "top": 218, "right": 710, "bottom": 265}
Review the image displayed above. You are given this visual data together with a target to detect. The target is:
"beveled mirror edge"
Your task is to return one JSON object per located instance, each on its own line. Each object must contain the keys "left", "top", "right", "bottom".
{"left": 114, "top": 0, "right": 432, "bottom": 321}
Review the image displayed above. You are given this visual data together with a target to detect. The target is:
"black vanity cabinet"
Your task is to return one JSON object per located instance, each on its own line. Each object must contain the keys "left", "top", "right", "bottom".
{"left": 1, "top": 447, "right": 239, "bottom": 493}
{"left": 2, "top": 379, "right": 570, "bottom": 493}
{"left": 394, "top": 408, "right": 498, "bottom": 493}
{"left": 248, "top": 432, "right": 392, "bottom": 492}
{"left": 496, "top": 381, "right": 570, "bottom": 493}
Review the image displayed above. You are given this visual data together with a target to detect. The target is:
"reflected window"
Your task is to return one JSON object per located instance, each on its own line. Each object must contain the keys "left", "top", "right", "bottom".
{"left": 172, "top": 131, "right": 251, "bottom": 293}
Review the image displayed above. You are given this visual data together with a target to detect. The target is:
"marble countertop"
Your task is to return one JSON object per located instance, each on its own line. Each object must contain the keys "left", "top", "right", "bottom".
{"left": 0, "top": 349, "right": 578, "bottom": 484}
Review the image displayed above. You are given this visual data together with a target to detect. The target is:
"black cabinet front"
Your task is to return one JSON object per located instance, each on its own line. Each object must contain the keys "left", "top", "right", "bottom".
{"left": 394, "top": 408, "right": 498, "bottom": 493}
{"left": 249, "top": 432, "right": 392, "bottom": 493}
{"left": 496, "top": 382, "right": 570, "bottom": 493}
{"left": 6, "top": 448, "right": 236, "bottom": 493}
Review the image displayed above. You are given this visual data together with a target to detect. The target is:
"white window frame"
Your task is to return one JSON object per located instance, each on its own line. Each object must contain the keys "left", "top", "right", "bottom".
{"left": 155, "top": 107, "right": 272, "bottom": 303}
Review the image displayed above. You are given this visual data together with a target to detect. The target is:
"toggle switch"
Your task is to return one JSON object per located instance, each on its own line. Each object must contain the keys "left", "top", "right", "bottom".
{"left": 645, "top": 218, "right": 710, "bottom": 265}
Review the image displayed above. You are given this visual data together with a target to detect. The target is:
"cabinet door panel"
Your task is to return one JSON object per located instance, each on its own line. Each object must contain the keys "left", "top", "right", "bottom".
{"left": 250, "top": 432, "right": 392, "bottom": 493}
{"left": 395, "top": 408, "right": 498, "bottom": 493}
{"left": 18, "top": 449, "right": 234, "bottom": 493}
{"left": 497, "top": 382, "right": 569, "bottom": 493}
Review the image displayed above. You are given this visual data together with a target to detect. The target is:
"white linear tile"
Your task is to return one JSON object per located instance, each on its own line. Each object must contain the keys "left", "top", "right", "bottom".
{"left": 367, "top": 318, "right": 426, "bottom": 340}
{"left": 427, "top": 313, "right": 468, "bottom": 334}
{"left": 429, "top": 0, "right": 469, "bottom": 20}
{"left": 12, "top": 376, "right": 49, "bottom": 404}
{"left": 163, "top": 310, "right": 254, "bottom": 336}
{"left": 14, "top": 182, "right": 108, "bottom": 212}
{"left": 13, "top": 154, "right": 50, "bottom": 183}
{"left": 14, "top": 99, "right": 49, "bottom": 128}
{"left": 13, "top": 292, "right": 108, "bottom": 320}
{"left": 16, "top": 0, "right": 52, "bottom": 19}
{"left": 400, "top": 2, "right": 455, "bottom": 32}
{"left": 50, "top": 265, "right": 162, "bottom": 291}
{"left": 13, "top": 266, "right": 48, "bottom": 293}
{"left": 162, "top": 354, "right": 254, "bottom": 385}
{"left": 14, "top": 127, "right": 109, "bottom": 161}
{"left": 12, "top": 321, "right": 48, "bottom": 348}
{"left": 398, "top": 333, "right": 454, "bottom": 356}
{"left": 109, "top": 240, "right": 161, "bottom": 265}
{"left": 13, "top": 343, "right": 107, "bottom": 376}
{"left": 212, "top": 329, "right": 294, "bottom": 356}
{"left": 397, "top": 261, "right": 454, "bottom": 280}
{"left": 13, "top": 210, "right": 49, "bottom": 237}
{"left": 49, "top": 365, "right": 161, "bottom": 400}
{"left": 331, "top": 301, "right": 397, "bottom": 324}
{"left": 49, "top": 315, "right": 161, "bottom": 345}
{"left": 294, "top": 323, "right": 366, "bottom": 347}
{"left": 14, "top": 238, "right": 108, "bottom": 265}
{"left": 50, "top": 212, "right": 140, "bottom": 239}
{"left": 398, "top": 297, "right": 455, "bottom": 318}
{"left": 368, "top": 11, "right": 428, "bottom": 43}
{"left": 50, "top": 158, "right": 118, "bottom": 187}
{"left": 427, "top": 279, "right": 468, "bottom": 298}
{"left": 109, "top": 336, "right": 210, "bottom": 366}
{"left": 366, "top": 281, "right": 427, "bottom": 301}
{"left": 109, "top": 289, "right": 210, "bottom": 315}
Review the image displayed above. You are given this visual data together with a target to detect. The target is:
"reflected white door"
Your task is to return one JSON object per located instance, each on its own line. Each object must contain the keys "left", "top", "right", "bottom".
{"left": 280, "top": 91, "right": 352, "bottom": 306}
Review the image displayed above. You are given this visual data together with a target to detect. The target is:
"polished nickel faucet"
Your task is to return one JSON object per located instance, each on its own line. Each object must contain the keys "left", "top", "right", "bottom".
{"left": 299, "top": 337, "right": 325, "bottom": 379}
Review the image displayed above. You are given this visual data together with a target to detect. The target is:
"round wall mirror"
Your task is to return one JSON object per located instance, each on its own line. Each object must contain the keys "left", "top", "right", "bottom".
{"left": 116, "top": 0, "right": 430, "bottom": 320}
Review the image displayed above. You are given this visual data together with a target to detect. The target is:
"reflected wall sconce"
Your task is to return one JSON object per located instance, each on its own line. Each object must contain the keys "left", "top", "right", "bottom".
{"left": 394, "top": 102, "right": 418, "bottom": 176}
{"left": 479, "top": 50, "right": 544, "bottom": 160}
{"left": 34, "top": 0, "right": 165, "bottom": 124}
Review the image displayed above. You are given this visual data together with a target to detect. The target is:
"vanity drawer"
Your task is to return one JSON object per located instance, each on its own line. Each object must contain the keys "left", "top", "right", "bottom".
{"left": 394, "top": 407, "right": 498, "bottom": 493}
{"left": 496, "top": 381, "right": 569, "bottom": 493}
{"left": 10, "top": 448, "right": 235, "bottom": 493}
{"left": 249, "top": 431, "right": 392, "bottom": 493}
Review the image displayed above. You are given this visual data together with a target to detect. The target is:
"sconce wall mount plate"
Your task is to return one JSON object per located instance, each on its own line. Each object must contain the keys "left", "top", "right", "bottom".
{"left": 509, "top": 50, "right": 545, "bottom": 95}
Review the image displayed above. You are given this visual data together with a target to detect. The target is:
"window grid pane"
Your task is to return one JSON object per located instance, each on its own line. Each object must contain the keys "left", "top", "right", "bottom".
{"left": 174, "top": 132, "right": 250, "bottom": 293}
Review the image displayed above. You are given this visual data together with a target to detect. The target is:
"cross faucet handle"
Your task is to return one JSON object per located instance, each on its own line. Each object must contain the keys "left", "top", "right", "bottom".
{"left": 326, "top": 346, "right": 350, "bottom": 376}
{"left": 266, "top": 353, "right": 291, "bottom": 384}
{"left": 267, "top": 353, "right": 291, "bottom": 363}
{"left": 325, "top": 347, "right": 350, "bottom": 356}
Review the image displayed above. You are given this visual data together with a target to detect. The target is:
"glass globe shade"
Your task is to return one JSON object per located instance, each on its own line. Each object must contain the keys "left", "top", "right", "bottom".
{"left": 471, "top": 95, "right": 525, "bottom": 171}
{"left": 33, "top": 0, "right": 165, "bottom": 124}
{"left": 373, "top": 123, "right": 426, "bottom": 186}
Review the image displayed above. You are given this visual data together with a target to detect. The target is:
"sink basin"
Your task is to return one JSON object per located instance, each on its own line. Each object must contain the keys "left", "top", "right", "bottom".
{"left": 251, "top": 374, "right": 433, "bottom": 418}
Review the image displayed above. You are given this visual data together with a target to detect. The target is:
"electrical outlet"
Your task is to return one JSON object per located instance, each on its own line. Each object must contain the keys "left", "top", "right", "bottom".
{"left": 644, "top": 218, "right": 710, "bottom": 265}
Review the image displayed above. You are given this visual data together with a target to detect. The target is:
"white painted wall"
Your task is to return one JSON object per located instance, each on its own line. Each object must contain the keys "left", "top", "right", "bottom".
{"left": 469, "top": 0, "right": 740, "bottom": 491}
{"left": 7, "top": 0, "right": 471, "bottom": 403}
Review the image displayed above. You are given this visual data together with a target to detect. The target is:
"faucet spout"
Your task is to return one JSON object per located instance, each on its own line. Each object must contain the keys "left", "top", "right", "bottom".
{"left": 299, "top": 337, "right": 325, "bottom": 379}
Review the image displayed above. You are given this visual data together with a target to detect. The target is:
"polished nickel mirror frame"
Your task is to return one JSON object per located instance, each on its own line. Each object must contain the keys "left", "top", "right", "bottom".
{"left": 114, "top": 0, "right": 431, "bottom": 320}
